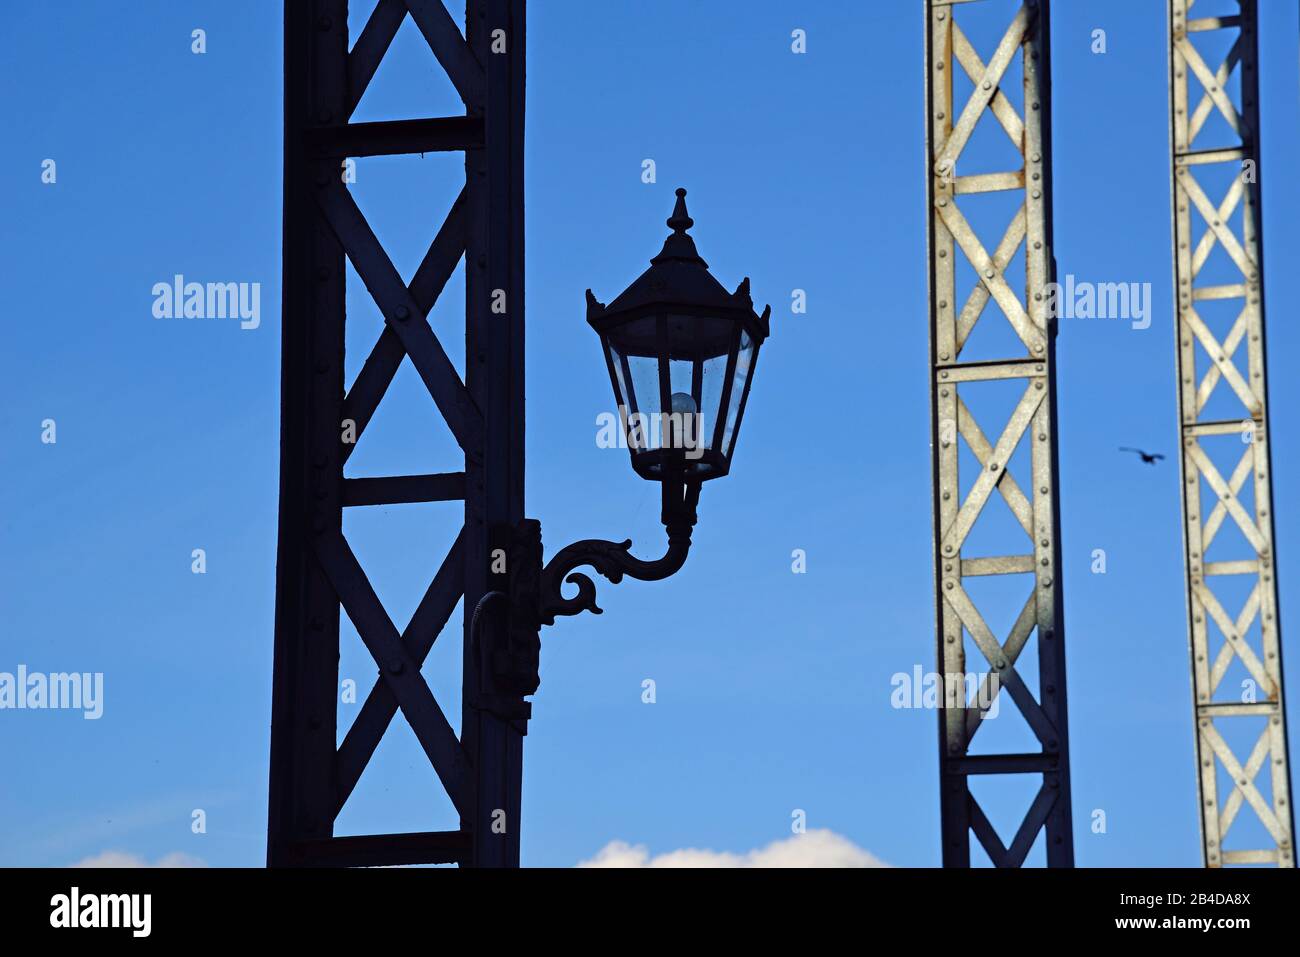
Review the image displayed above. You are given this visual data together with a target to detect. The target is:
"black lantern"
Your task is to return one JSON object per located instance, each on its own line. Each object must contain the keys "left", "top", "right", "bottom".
{"left": 498, "top": 188, "right": 772, "bottom": 643}
{"left": 586, "top": 188, "right": 771, "bottom": 482}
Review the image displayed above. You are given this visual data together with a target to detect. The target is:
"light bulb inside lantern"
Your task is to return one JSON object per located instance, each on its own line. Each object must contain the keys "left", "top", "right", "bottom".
{"left": 668, "top": 391, "right": 699, "bottom": 453}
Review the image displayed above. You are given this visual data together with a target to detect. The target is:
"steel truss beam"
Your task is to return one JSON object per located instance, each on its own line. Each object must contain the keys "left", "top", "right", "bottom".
{"left": 269, "top": 0, "right": 526, "bottom": 867}
{"left": 925, "top": 0, "right": 1073, "bottom": 867}
{"left": 1167, "top": 0, "right": 1295, "bottom": 868}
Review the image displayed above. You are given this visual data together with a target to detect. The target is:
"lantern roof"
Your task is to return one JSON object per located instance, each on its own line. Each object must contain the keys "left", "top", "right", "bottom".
{"left": 586, "top": 189, "right": 771, "bottom": 340}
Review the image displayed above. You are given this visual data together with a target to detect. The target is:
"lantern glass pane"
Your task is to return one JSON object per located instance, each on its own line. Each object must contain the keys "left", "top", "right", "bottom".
{"left": 627, "top": 353, "right": 662, "bottom": 449}
{"left": 721, "top": 330, "right": 754, "bottom": 457}
{"left": 699, "top": 352, "right": 727, "bottom": 450}
{"left": 606, "top": 342, "right": 631, "bottom": 412}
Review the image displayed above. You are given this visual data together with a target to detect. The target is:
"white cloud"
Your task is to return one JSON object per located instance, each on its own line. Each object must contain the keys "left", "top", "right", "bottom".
{"left": 577, "top": 829, "right": 887, "bottom": 868}
{"left": 71, "top": 851, "right": 206, "bottom": 868}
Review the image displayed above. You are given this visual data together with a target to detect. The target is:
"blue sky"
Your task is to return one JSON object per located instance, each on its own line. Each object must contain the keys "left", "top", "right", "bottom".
{"left": 2, "top": 0, "right": 1299, "bottom": 868}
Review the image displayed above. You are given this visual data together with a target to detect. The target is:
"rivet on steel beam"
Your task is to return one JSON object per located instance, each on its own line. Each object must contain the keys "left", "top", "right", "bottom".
{"left": 394, "top": 304, "right": 410, "bottom": 321}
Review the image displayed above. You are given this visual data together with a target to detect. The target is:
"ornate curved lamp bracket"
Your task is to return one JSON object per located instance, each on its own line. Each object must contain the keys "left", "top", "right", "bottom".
{"left": 537, "top": 479, "right": 701, "bottom": 627}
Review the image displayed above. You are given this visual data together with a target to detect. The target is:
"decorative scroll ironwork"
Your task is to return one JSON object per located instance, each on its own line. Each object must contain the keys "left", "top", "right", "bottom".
{"left": 537, "top": 480, "right": 700, "bottom": 626}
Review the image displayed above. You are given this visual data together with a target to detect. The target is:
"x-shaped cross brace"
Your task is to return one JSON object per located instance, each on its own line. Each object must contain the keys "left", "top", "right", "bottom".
{"left": 1202, "top": 722, "right": 1286, "bottom": 845}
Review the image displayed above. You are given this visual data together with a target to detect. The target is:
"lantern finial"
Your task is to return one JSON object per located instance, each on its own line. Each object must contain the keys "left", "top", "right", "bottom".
{"left": 653, "top": 188, "right": 706, "bottom": 267}
{"left": 667, "top": 187, "right": 693, "bottom": 234}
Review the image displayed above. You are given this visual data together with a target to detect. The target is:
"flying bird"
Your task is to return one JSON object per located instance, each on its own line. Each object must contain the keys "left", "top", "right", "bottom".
{"left": 1120, "top": 447, "right": 1165, "bottom": 465}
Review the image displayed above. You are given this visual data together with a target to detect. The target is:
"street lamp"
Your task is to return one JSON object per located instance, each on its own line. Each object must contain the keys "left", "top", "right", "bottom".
{"left": 485, "top": 188, "right": 770, "bottom": 701}
{"left": 542, "top": 187, "right": 771, "bottom": 621}
{"left": 586, "top": 187, "right": 771, "bottom": 485}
